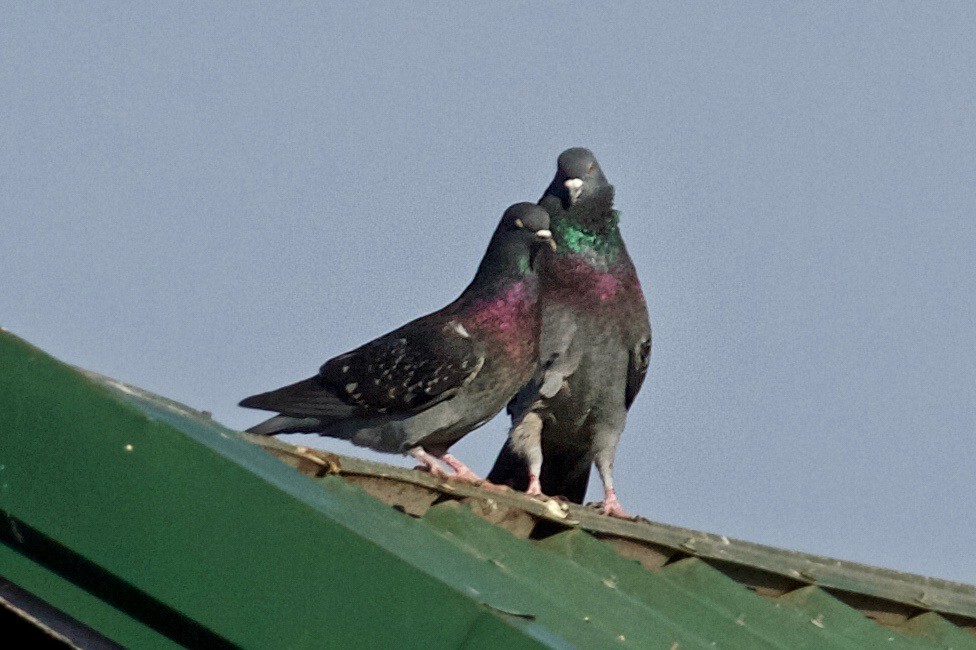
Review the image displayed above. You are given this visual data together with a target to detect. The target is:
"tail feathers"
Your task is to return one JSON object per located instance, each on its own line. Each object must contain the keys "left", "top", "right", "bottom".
{"left": 543, "top": 451, "right": 591, "bottom": 504}
{"left": 239, "top": 376, "right": 354, "bottom": 419}
{"left": 246, "top": 415, "right": 323, "bottom": 436}
{"left": 487, "top": 440, "right": 591, "bottom": 504}
{"left": 487, "top": 440, "right": 529, "bottom": 491}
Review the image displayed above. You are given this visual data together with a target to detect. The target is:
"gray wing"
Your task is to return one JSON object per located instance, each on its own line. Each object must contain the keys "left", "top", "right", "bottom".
{"left": 321, "top": 320, "right": 485, "bottom": 415}
{"left": 241, "top": 319, "right": 484, "bottom": 419}
{"left": 507, "top": 308, "right": 580, "bottom": 418}
{"left": 625, "top": 333, "right": 651, "bottom": 409}
{"left": 536, "top": 308, "right": 582, "bottom": 398}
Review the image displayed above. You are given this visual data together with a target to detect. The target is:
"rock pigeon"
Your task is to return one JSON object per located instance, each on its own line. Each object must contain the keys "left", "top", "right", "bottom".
{"left": 486, "top": 148, "right": 652, "bottom": 517}
{"left": 240, "top": 203, "right": 554, "bottom": 482}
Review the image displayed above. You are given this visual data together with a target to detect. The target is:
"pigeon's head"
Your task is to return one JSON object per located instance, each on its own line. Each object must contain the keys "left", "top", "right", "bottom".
{"left": 465, "top": 203, "right": 553, "bottom": 294}
{"left": 548, "top": 147, "right": 610, "bottom": 208}
{"left": 501, "top": 201, "right": 555, "bottom": 251}
{"left": 484, "top": 202, "right": 555, "bottom": 275}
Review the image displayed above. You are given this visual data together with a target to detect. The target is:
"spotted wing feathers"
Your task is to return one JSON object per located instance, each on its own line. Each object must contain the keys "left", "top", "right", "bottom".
{"left": 240, "top": 319, "right": 484, "bottom": 419}
{"left": 320, "top": 320, "right": 484, "bottom": 414}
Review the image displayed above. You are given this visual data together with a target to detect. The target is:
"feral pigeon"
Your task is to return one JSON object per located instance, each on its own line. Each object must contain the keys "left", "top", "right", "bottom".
{"left": 241, "top": 203, "right": 553, "bottom": 481}
{"left": 487, "top": 148, "right": 651, "bottom": 516}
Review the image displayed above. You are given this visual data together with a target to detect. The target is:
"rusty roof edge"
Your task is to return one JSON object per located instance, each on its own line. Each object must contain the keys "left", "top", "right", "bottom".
{"left": 240, "top": 433, "right": 587, "bottom": 528}
{"left": 241, "top": 434, "right": 976, "bottom": 621}
{"left": 566, "top": 507, "right": 976, "bottom": 614}
{"left": 70, "top": 371, "right": 974, "bottom": 621}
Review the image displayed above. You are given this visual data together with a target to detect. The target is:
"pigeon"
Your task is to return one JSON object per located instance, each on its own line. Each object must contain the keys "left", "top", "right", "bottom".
{"left": 486, "top": 148, "right": 651, "bottom": 517}
{"left": 240, "top": 203, "right": 554, "bottom": 482}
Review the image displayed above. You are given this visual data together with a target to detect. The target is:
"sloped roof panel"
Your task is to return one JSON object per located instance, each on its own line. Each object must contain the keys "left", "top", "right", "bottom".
{"left": 1, "top": 329, "right": 974, "bottom": 648}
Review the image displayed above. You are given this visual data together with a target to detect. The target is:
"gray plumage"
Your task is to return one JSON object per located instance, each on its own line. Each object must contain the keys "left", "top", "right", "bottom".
{"left": 487, "top": 148, "right": 652, "bottom": 516}
{"left": 241, "top": 203, "right": 552, "bottom": 479}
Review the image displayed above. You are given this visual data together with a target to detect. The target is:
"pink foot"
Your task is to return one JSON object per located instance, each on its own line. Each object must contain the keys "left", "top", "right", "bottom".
{"left": 441, "top": 454, "right": 484, "bottom": 484}
{"left": 600, "top": 488, "right": 632, "bottom": 519}
{"left": 410, "top": 448, "right": 448, "bottom": 479}
{"left": 413, "top": 463, "right": 447, "bottom": 479}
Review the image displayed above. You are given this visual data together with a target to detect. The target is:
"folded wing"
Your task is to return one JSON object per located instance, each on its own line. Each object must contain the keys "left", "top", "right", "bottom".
{"left": 240, "top": 320, "right": 485, "bottom": 420}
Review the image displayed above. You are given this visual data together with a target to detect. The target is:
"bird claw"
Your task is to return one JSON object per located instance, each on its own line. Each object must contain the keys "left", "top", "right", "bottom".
{"left": 601, "top": 503, "right": 632, "bottom": 519}
{"left": 413, "top": 464, "right": 447, "bottom": 479}
{"left": 599, "top": 493, "right": 632, "bottom": 519}
{"left": 450, "top": 467, "right": 482, "bottom": 483}
{"left": 440, "top": 454, "right": 485, "bottom": 484}
{"left": 477, "top": 480, "right": 509, "bottom": 493}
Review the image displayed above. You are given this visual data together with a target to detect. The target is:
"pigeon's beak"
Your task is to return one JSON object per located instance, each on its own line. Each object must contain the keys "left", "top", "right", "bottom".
{"left": 564, "top": 178, "right": 584, "bottom": 205}
{"left": 535, "top": 229, "right": 557, "bottom": 251}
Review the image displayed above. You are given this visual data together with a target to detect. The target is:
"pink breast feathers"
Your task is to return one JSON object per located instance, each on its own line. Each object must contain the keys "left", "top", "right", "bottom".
{"left": 594, "top": 272, "right": 621, "bottom": 301}
{"left": 554, "top": 256, "right": 623, "bottom": 303}
{"left": 464, "top": 281, "right": 538, "bottom": 359}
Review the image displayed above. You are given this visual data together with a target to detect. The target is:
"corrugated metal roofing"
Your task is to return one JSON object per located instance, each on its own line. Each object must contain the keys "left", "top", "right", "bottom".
{"left": 257, "top": 440, "right": 976, "bottom": 648}
{"left": 2, "top": 329, "right": 974, "bottom": 648}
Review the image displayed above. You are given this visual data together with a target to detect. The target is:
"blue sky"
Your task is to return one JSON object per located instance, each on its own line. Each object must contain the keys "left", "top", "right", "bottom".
{"left": 2, "top": 3, "right": 974, "bottom": 583}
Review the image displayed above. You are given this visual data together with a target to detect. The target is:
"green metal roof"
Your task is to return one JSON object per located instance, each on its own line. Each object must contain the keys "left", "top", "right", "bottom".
{"left": 2, "top": 328, "right": 975, "bottom": 648}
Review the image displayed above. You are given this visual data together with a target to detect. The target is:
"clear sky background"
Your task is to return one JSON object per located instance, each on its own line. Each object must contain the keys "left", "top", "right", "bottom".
{"left": 2, "top": 3, "right": 974, "bottom": 583}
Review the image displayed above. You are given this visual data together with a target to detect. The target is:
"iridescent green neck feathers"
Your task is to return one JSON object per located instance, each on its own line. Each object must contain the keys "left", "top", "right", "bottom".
{"left": 553, "top": 210, "right": 623, "bottom": 262}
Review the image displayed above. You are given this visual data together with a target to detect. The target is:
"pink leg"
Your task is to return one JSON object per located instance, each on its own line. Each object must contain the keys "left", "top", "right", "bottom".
{"left": 508, "top": 412, "right": 545, "bottom": 498}
{"left": 600, "top": 487, "right": 631, "bottom": 519}
{"left": 594, "top": 434, "right": 631, "bottom": 518}
{"left": 526, "top": 473, "right": 544, "bottom": 496}
{"left": 409, "top": 447, "right": 447, "bottom": 479}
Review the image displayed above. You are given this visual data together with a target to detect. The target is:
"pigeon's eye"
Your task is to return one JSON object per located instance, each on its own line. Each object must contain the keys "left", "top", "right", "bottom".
{"left": 587, "top": 163, "right": 595, "bottom": 174}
